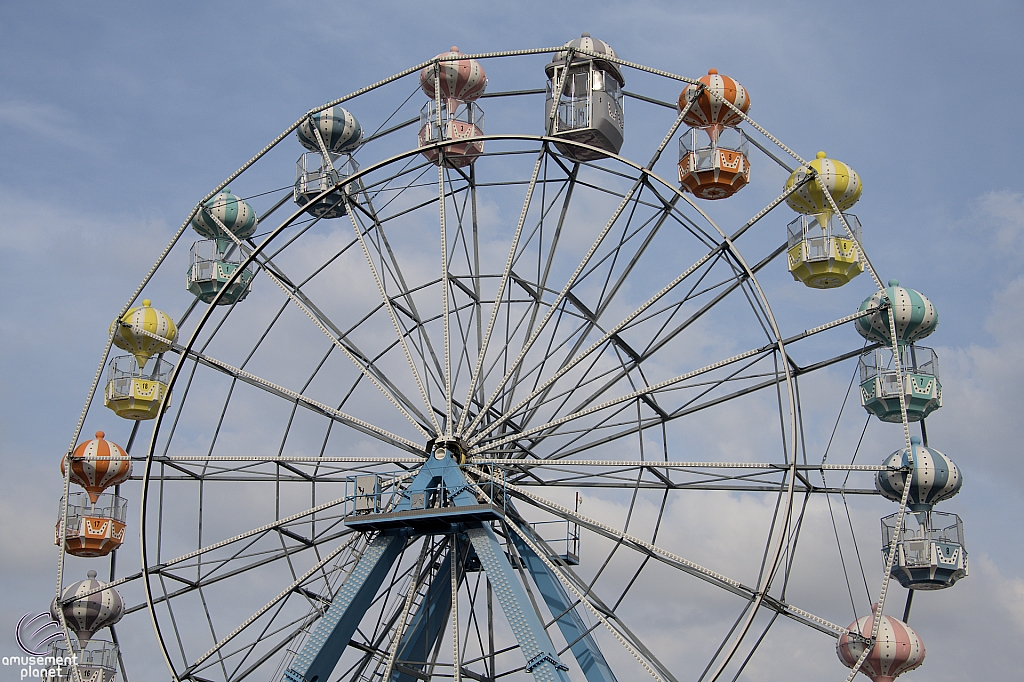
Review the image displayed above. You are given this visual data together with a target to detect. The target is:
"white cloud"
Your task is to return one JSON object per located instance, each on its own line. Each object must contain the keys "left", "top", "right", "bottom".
{"left": 0, "top": 100, "right": 103, "bottom": 154}
{"left": 978, "top": 191, "right": 1024, "bottom": 253}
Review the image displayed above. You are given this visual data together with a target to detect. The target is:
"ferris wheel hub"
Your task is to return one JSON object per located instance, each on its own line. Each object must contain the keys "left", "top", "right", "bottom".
{"left": 430, "top": 437, "right": 467, "bottom": 463}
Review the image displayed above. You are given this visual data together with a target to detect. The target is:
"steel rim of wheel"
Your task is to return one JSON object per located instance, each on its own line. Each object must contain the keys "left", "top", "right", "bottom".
{"left": 55, "top": 46, "right": 904, "bottom": 682}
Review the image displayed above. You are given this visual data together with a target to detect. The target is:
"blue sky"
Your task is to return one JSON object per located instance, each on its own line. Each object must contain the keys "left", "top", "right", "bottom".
{"left": 2, "top": 2, "right": 1023, "bottom": 680}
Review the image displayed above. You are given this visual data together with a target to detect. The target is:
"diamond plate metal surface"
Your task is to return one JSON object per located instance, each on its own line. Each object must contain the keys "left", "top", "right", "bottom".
{"left": 465, "top": 525, "right": 568, "bottom": 682}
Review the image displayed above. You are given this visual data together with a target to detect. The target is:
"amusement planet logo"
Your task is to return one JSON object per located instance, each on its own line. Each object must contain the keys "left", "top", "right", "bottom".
{"left": 4, "top": 613, "right": 75, "bottom": 679}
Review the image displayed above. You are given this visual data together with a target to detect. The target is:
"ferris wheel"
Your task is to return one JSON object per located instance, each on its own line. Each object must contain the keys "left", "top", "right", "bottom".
{"left": 51, "top": 36, "right": 969, "bottom": 682}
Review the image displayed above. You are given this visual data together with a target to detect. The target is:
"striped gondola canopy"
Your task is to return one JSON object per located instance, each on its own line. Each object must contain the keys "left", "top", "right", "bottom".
{"left": 856, "top": 281, "right": 938, "bottom": 345}
{"left": 296, "top": 106, "right": 362, "bottom": 154}
{"left": 876, "top": 436, "right": 962, "bottom": 511}
{"left": 109, "top": 299, "right": 178, "bottom": 368}
{"left": 420, "top": 47, "right": 488, "bottom": 102}
{"left": 62, "top": 431, "right": 131, "bottom": 503}
{"left": 678, "top": 69, "right": 750, "bottom": 128}
{"left": 51, "top": 571, "right": 124, "bottom": 646}
{"left": 838, "top": 604, "right": 925, "bottom": 682}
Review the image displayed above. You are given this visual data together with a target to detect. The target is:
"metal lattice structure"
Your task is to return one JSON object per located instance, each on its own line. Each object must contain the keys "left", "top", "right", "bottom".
{"left": 51, "top": 42, "right": 955, "bottom": 682}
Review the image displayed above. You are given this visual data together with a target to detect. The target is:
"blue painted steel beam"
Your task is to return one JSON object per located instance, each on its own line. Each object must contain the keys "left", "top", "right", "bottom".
{"left": 283, "top": 533, "right": 406, "bottom": 682}
{"left": 392, "top": 445, "right": 480, "bottom": 511}
{"left": 465, "top": 523, "right": 570, "bottom": 682}
{"left": 392, "top": 544, "right": 460, "bottom": 682}
{"left": 511, "top": 524, "right": 618, "bottom": 682}
{"left": 286, "top": 450, "right": 577, "bottom": 682}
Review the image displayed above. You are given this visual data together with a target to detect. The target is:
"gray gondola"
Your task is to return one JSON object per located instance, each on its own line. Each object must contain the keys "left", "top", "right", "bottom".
{"left": 544, "top": 33, "right": 625, "bottom": 161}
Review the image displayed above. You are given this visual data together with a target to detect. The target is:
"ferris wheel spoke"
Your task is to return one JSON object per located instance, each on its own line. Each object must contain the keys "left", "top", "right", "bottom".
{"left": 626, "top": 173, "right": 813, "bottom": 343}
{"left": 495, "top": 163, "right": 592, "bottom": 417}
{"left": 468, "top": 235, "right": 847, "bottom": 456}
{"left": 142, "top": 499, "right": 354, "bottom": 585}
{"left": 163, "top": 343, "right": 423, "bottom": 452}
{"left": 444, "top": 171, "right": 491, "bottom": 427}
{"left": 573, "top": 186, "right": 668, "bottom": 310}
{"left": 351, "top": 171, "right": 495, "bottom": 428}
{"left": 592, "top": 195, "right": 683, "bottom": 322}
{"left": 438, "top": 172, "right": 492, "bottom": 442}
{"left": 437, "top": 161, "right": 456, "bottom": 437}
{"left": 476, "top": 281, "right": 589, "bottom": 421}
{"left": 470, "top": 183, "right": 804, "bottom": 451}
{"left": 466, "top": 231, "right": 739, "bottom": 450}
{"left": 468, "top": 341, "right": 776, "bottom": 455}
{"left": 464, "top": 160, "right": 663, "bottom": 439}
{"left": 204, "top": 208, "right": 435, "bottom": 437}
{"left": 504, "top": 337, "right": 871, "bottom": 464}
{"left": 480, "top": 466, "right": 752, "bottom": 597}
{"left": 455, "top": 145, "right": 548, "bottom": 437}
{"left": 194, "top": 582, "right": 233, "bottom": 680}
{"left": 137, "top": 528, "right": 359, "bottom": 620}
{"left": 497, "top": 473, "right": 849, "bottom": 640}
{"left": 175, "top": 536, "right": 358, "bottom": 678}
{"left": 207, "top": 606, "right": 314, "bottom": 681}
{"left": 472, "top": 276, "right": 586, "bottom": 405}
{"left": 169, "top": 533, "right": 374, "bottom": 677}
{"left": 449, "top": 282, "right": 486, "bottom": 412}
{"left": 345, "top": 192, "right": 444, "bottom": 435}
{"left": 479, "top": 458, "right": 889, "bottom": 483}
{"left": 198, "top": 281, "right": 432, "bottom": 444}
{"left": 536, "top": 278, "right": 774, "bottom": 441}
{"left": 519, "top": 319, "right": 657, "bottom": 447}
{"left": 359, "top": 204, "right": 453, "bottom": 386}
{"left": 509, "top": 478, "right": 879, "bottom": 495}
{"left": 466, "top": 164, "right": 486, "bottom": 417}
{"left": 605, "top": 175, "right": 814, "bottom": 364}
{"left": 262, "top": 267, "right": 435, "bottom": 436}
{"left": 472, "top": 190, "right": 598, "bottom": 405}
{"left": 528, "top": 346, "right": 772, "bottom": 457}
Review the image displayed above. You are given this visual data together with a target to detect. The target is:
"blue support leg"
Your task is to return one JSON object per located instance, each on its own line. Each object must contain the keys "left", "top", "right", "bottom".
{"left": 465, "top": 524, "right": 570, "bottom": 682}
{"left": 511, "top": 525, "right": 618, "bottom": 682}
{"left": 284, "top": 532, "right": 407, "bottom": 682}
{"left": 392, "top": 544, "right": 458, "bottom": 681}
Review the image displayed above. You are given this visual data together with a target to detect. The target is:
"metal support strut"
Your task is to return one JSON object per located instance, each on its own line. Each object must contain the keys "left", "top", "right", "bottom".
{"left": 511, "top": 524, "right": 618, "bottom": 682}
{"left": 281, "top": 446, "right": 587, "bottom": 682}
{"left": 284, "top": 533, "right": 407, "bottom": 682}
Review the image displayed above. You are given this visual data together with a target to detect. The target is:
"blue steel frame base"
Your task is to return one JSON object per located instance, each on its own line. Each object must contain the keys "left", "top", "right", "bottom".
{"left": 282, "top": 446, "right": 609, "bottom": 682}
{"left": 284, "top": 532, "right": 407, "bottom": 682}
{"left": 511, "top": 523, "right": 617, "bottom": 682}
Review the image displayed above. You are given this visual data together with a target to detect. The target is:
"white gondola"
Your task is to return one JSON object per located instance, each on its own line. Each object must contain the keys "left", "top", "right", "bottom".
{"left": 187, "top": 238, "right": 255, "bottom": 305}
{"left": 294, "top": 152, "right": 362, "bottom": 219}
{"left": 545, "top": 33, "right": 624, "bottom": 160}
{"left": 49, "top": 639, "right": 119, "bottom": 682}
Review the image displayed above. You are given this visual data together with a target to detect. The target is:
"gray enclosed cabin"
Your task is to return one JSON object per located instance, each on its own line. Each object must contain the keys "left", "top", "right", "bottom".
{"left": 545, "top": 33, "right": 625, "bottom": 161}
